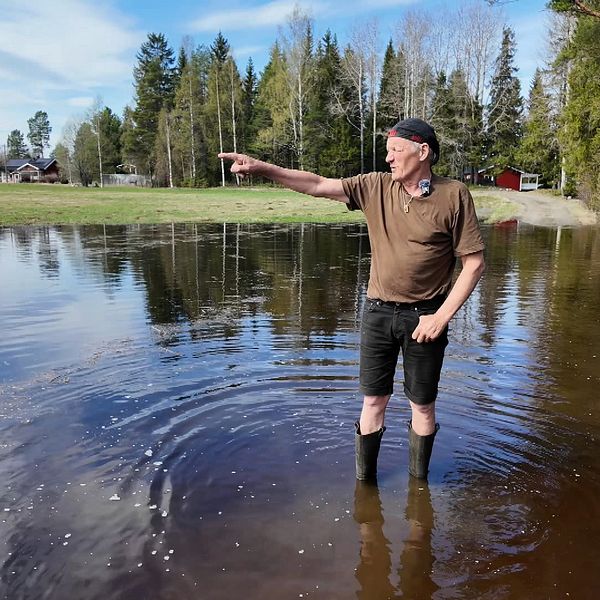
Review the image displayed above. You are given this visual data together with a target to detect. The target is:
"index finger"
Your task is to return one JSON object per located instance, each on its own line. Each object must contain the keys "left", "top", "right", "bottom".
{"left": 218, "top": 152, "right": 241, "bottom": 161}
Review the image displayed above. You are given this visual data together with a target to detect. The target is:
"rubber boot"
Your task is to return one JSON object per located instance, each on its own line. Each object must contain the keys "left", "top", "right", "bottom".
{"left": 355, "top": 421, "right": 386, "bottom": 481}
{"left": 407, "top": 421, "right": 439, "bottom": 479}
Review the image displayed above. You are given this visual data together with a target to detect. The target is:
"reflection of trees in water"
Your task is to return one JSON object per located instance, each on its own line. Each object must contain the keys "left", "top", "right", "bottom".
{"left": 2, "top": 223, "right": 371, "bottom": 341}
{"left": 536, "top": 226, "right": 600, "bottom": 414}
{"left": 441, "top": 226, "right": 600, "bottom": 599}
{"left": 122, "top": 223, "right": 371, "bottom": 339}
{"left": 479, "top": 225, "right": 600, "bottom": 411}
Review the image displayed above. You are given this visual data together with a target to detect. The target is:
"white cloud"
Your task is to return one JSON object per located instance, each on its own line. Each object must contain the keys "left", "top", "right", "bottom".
{"left": 190, "top": 0, "right": 417, "bottom": 34}
{"left": 233, "top": 45, "right": 268, "bottom": 60}
{"left": 0, "top": 0, "right": 142, "bottom": 90}
{"left": 190, "top": 0, "right": 326, "bottom": 32}
{"left": 67, "top": 96, "right": 95, "bottom": 108}
{"left": 0, "top": 0, "right": 142, "bottom": 144}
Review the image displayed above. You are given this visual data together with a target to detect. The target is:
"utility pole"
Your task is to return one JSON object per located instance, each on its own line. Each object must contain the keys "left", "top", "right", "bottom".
{"left": 1, "top": 144, "right": 8, "bottom": 183}
{"left": 96, "top": 114, "right": 104, "bottom": 188}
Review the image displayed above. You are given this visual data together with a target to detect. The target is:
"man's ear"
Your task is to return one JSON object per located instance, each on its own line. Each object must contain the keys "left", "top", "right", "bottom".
{"left": 419, "top": 143, "right": 430, "bottom": 163}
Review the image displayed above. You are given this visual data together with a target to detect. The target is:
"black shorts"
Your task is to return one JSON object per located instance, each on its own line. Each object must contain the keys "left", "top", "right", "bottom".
{"left": 359, "top": 296, "right": 448, "bottom": 405}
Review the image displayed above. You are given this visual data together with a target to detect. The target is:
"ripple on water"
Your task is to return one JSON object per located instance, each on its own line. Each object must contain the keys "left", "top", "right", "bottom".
{"left": 2, "top": 223, "right": 600, "bottom": 599}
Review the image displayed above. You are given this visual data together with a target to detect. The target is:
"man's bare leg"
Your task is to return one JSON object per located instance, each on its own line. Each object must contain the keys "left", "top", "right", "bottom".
{"left": 359, "top": 394, "right": 391, "bottom": 434}
{"left": 409, "top": 401, "right": 436, "bottom": 436}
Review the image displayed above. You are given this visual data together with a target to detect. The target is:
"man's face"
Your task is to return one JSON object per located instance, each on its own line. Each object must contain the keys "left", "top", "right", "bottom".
{"left": 385, "top": 137, "right": 425, "bottom": 182}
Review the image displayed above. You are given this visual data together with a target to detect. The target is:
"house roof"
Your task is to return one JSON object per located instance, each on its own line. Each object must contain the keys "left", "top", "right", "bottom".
{"left": 5, "top": 158, "right": 57, "bottom": 172}
{"left": 478, "top": 165, "right": 539, "bottom": 177}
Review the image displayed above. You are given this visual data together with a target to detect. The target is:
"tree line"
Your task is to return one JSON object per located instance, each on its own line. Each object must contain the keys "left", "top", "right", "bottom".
{"left": 3, "top": 1, "right": 599, "bottom": 209}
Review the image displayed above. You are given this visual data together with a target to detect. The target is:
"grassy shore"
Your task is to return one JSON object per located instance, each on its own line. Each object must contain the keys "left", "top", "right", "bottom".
{"left": 0, "top": 183, "right": 514, "bottom": 226}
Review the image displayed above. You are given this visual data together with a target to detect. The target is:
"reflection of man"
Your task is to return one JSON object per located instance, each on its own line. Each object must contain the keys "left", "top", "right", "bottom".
{"left": 399, "top": 479, "right": 439, "bottom": 599}
{"left": 353, "top": 479, "right": 439, "bottom": 600}
{"left": 353, "top": 482, "right": 395, "bottom": 599}
{"left": 220, "top": 117, "right": 485, "bottom": 480}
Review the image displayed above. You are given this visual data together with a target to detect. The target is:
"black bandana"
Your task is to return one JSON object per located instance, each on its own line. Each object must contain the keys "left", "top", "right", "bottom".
{"left": 388, "top": 118, "right": 439, "bottom": 165}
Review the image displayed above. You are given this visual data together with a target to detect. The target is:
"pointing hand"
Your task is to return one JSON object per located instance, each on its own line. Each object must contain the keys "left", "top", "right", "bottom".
{"left": 218, "top": 152, "right": 258, "bottom": 178}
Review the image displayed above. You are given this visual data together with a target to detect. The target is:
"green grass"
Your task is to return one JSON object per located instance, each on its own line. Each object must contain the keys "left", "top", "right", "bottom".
{"left": 474, "top": 194, "right": 520, "bottom": 224}
{"left": 0, "top": 183, "right": 517, "bottom": 225}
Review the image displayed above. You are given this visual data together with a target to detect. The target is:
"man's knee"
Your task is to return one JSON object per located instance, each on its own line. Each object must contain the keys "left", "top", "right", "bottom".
{"left": 410, "top": 400, "right": 435, "bottom": 417}
{"left": 410, "top": 400, "right": 436, "bottom": 435}
{"left": 363, "top": 394, "right": 391, "bottom": 412}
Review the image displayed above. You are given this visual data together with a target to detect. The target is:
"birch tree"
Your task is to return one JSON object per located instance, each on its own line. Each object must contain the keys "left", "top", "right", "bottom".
{"left": 452, "top": 1, "right": 499, "bottom": 106}
{"left": 279, "top": 6, "right": 314, "bottom": 169}
{"left": 396, "top": 11, "right": 430, "bottom": 119}
{"left": 340, "top": 44, "right": 367, "bottom": 173}
{"left": 358, "top": 19, "right": 382, "bottom": 172}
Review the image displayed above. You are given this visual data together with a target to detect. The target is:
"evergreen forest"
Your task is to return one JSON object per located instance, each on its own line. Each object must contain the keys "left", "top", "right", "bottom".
{"left": 5, "top": 0, "right": 600, "bottom": 210}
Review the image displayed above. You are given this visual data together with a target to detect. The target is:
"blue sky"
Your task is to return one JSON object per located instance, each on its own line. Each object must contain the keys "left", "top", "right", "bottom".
{"left": 0, "top": 0, "right": 551, "bottom": 151}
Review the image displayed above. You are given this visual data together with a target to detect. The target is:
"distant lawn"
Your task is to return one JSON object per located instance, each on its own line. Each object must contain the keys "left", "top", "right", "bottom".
{"left": 0, "top": 183, "right": 515, "bottom": 226}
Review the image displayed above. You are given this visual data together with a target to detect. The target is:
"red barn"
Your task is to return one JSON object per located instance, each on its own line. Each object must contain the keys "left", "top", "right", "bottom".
{"left": 478, "top": 166, "right": 539, "bottom": 191}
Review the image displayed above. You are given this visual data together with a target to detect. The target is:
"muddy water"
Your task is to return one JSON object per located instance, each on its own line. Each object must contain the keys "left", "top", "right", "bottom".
{"left": 1, "top": 223, "right": 599, "bottom": 600}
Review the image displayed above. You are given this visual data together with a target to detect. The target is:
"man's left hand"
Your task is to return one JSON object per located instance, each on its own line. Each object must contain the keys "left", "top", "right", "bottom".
{"left": 412, "top": 314, "right": 448, "bottom": 343}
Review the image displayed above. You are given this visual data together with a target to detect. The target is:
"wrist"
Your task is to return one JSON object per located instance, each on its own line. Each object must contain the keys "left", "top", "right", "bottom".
{"left": 435, "top": 308, "right": 453, "bottom": 326}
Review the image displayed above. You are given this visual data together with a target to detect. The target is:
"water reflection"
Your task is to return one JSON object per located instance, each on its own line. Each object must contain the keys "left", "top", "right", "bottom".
{"left": 354, "top": 479, "right": 437, "bottom": 600}
{"left": 1, "top": 223, "right": 600, "bottom": 599}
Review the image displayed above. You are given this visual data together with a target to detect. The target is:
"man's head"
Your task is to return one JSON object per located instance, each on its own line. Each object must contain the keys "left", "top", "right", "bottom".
{"left": 385, "top": 118, "right": 439, "bottom": 183}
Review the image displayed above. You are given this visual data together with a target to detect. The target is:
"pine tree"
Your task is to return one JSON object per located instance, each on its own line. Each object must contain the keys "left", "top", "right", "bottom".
{"left": 486, "top": 27, "right": 523, "bottom": 169}
{"left": 241, "top": 58, "right": 258, "bottom": 153}
{"left": 27, "top": 111, "right": 52, "bottom": 158}
{"left": 250, "top": 43, "right": 292, "bottom": 168}
{"left": 127, "top": 33, "right": 176, "bottom": 177}
{"left": 430, "top": 68, "right": 484, "bottom": 179}
{"left": 7, "top": 129, "right": 29, "bottom": 158}
{"left": 549, "top": 1, "right": 600, "bottom": 19}
{"left": 92, "top": 107, "right": 122, "bottom": 173}
{"left": 211, "top": 32, "right": 230, "bottom": 64}
{"left": 516, "top": 69, "right": 560, "bottom": 187}
{"left": 304, "top": 31, "right": 358, "bottom": 176}
{"left": 376, "top": 40, "right": 406, "bottom": 170}
{"left": 556, "top": 14, "right": 600, "bottom": 206}
{"left": 175, "top": 46, "right": 187, "bottom": 87}
{"left": 378, "top": 40, "right": 398, "bottom": 122}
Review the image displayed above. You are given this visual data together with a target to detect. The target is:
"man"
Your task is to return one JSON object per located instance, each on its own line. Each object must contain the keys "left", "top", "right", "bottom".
{"left": 219, "top": 117, "right": 485, "bottom": 481}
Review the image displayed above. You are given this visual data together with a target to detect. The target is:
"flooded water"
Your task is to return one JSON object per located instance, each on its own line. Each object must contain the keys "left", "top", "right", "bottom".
{"left": 1, "top": 222, "right": 599, "bottom": 600}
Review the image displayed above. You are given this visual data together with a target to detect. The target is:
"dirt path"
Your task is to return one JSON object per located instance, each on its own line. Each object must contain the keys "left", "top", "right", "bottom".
{"left": 484, "top": 189, "right": 598, "bottom": 227}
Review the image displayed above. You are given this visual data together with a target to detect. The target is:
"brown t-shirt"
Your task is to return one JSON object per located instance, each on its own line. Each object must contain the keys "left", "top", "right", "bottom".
{"left": 341, "top": 172, "right": 485, "bottom": 303}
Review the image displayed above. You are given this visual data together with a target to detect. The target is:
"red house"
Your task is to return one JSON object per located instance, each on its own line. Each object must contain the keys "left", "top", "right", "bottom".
{"left": 478, "top": 166, "right": 540, "bottom": 191}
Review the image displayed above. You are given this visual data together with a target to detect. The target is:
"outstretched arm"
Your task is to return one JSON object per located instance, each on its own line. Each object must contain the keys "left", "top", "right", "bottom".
{"left": 218, "top": 152, "right": 349, "bottom": 204}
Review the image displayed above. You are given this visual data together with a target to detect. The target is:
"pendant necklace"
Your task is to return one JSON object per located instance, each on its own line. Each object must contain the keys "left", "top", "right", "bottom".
{"left": 403, "top": 179, "right": 431, "bottom": 213}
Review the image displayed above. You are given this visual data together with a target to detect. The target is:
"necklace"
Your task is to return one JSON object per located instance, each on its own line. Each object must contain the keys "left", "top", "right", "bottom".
{"left": 402, "top": 179, "right": 431, "bottom": 213}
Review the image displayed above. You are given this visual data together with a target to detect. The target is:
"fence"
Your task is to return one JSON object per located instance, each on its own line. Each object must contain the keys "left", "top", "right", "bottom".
{"left": 102, "top": 173, "right": 151, "bottom": 187}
